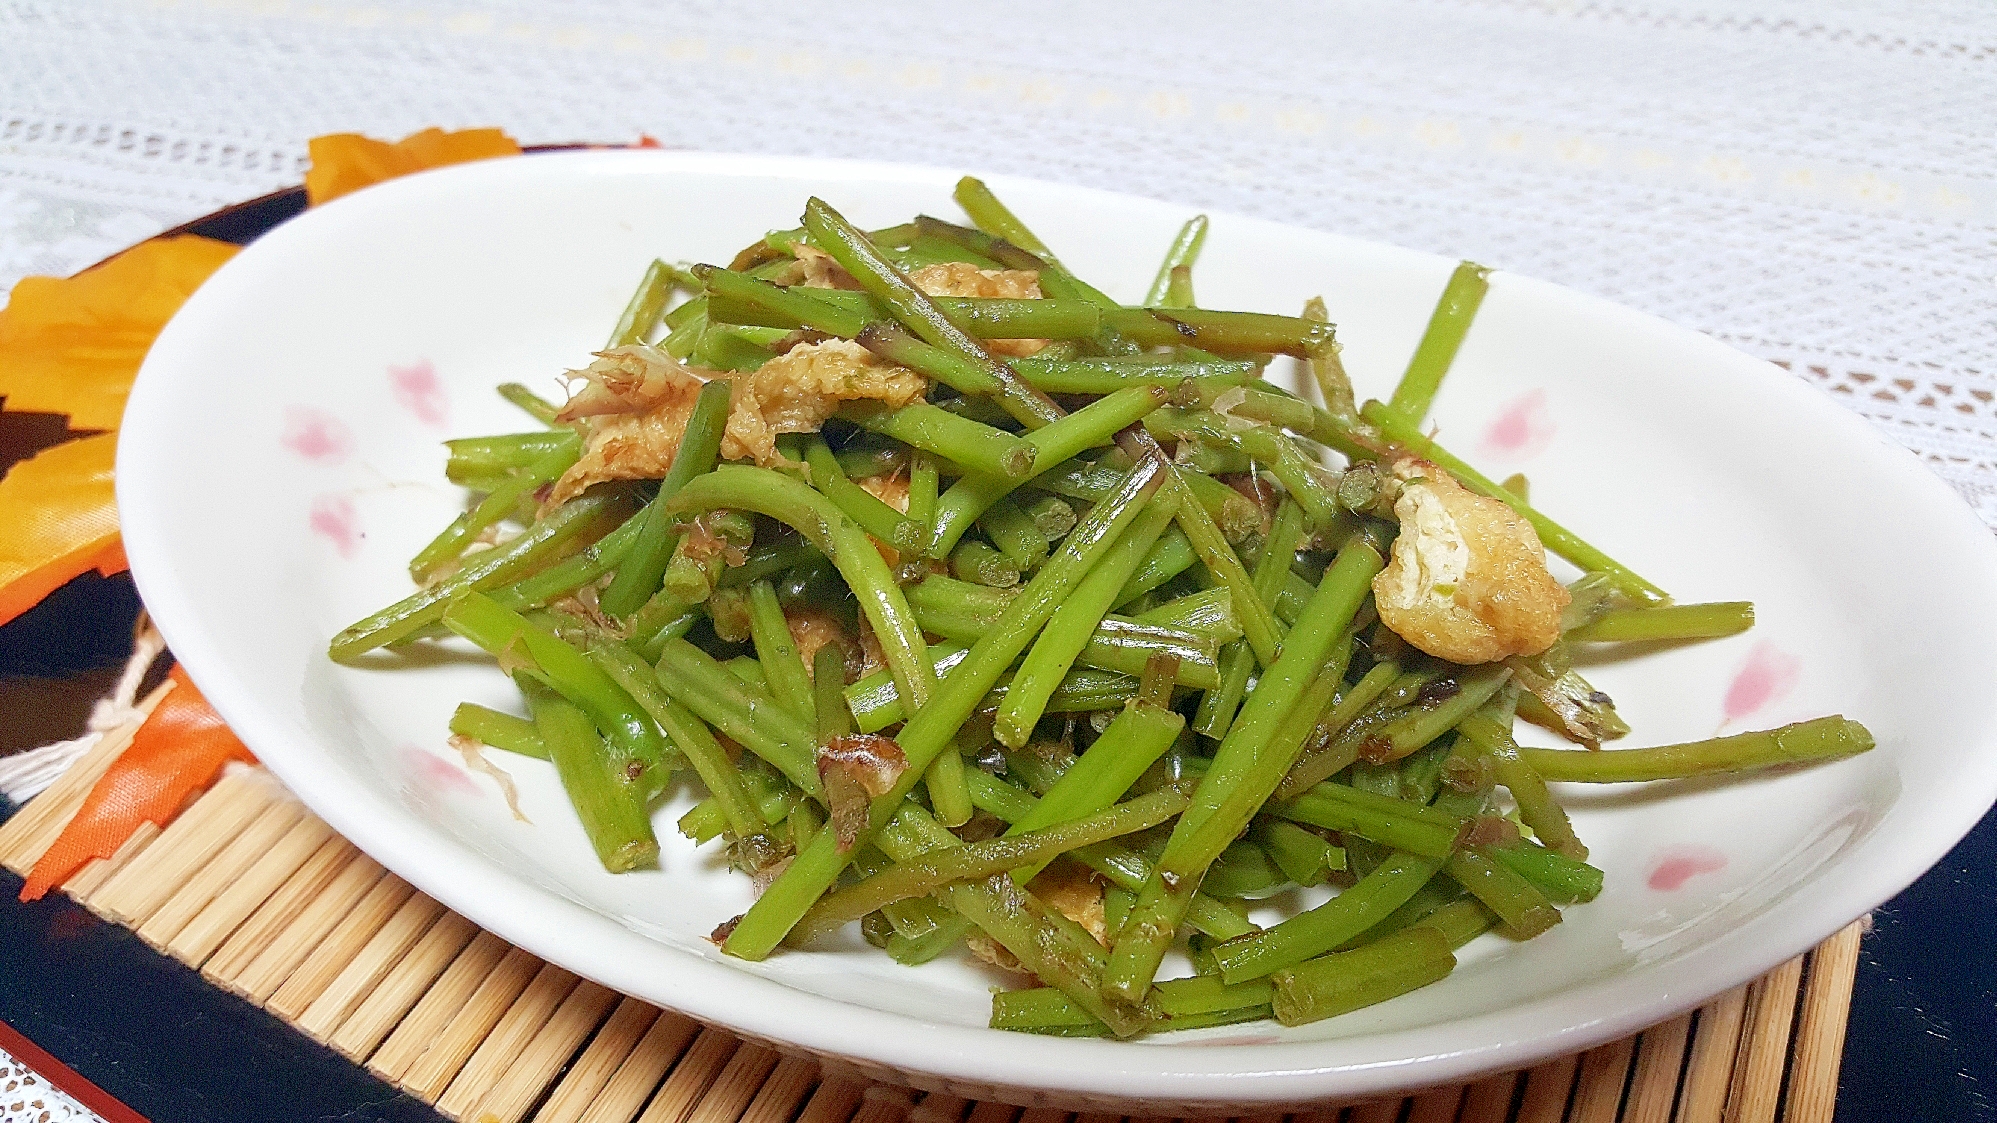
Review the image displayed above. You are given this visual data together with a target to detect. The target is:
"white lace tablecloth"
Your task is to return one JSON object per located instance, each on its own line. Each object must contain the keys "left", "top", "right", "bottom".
{"left": 1, "top": 1044, "right": 100, "bottom": 1123}
{"left": 5, "top": 0, "right": 1994, "bottom": 519}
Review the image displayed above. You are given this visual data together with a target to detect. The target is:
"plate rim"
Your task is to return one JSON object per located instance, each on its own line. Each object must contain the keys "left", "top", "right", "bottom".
{"left": 115, "top": 147, "right": 1997, "bottom": 1107}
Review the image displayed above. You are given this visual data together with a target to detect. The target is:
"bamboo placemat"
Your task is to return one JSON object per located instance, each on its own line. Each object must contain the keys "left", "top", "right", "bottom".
{"left": 0, "top": 716, "right": 1863, "bottom": 1123}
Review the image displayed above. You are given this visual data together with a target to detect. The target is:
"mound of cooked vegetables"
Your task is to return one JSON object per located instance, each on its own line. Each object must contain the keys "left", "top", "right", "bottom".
{"left": 329, "top": 178, "right": 1873, "bottom": 1038}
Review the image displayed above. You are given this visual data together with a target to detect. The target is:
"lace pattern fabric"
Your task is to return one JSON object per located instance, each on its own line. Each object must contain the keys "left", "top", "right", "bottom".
{"left": 4, "top": 0, "right": 1992, "bottom": 517}
{"left": 0, "top": 1045, "right": 101, "bottom": 1123}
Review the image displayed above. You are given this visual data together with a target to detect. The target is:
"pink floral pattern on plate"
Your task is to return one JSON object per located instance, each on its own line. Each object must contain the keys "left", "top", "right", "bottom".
{"left": 389, "top": 358, "right": 449, "bottom": 427}
{"left": 402, "top": 745, "right": 480, "bottom": 796}
{"left": 1647, "top": 844, "right": 1729, "bottom": 891}
{"left": 1722, "top": 640, "right": 1800, "bottom": 726}
{"left": 1477, "top": 388, "right": 1555, "bottom": 461}
{"left": 309, "top": 493, "right": 361, "bottom": 558}
{"left": 280, "top": 405, "right": 353, "bottom": 463}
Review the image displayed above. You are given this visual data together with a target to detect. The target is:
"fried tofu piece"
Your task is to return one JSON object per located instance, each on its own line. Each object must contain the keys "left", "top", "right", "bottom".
{"left": 1372, "top": 458, "right": 1568, "bottom": 665}
{"left": 852, "top": 468, "right": 910, "bottom": 513}
{"left": 546, "top": 346, "right": 704, "bottom": 505}
{"left": 905, "top": 262, "right": 1048, "bottom": 357}
{"left": 720, "top": 340, "right": 926, "bottom": 467}
{"left": 905, "top": 261, "right": 1041, "bottom": 299}
{"left": 784, "top": 249, "right": 1047, "bottom": 356}
{"left": 1029, "top": 861, "right": 1110, "bottom": 946}
{"left": 774, "top": 244, "right": 865, "bottom": 290}
{"left": 784, "top": 605, "right": 854, "bottom": 681}
{"left": 555, "top": 340, "right": 929, "bottom": 499}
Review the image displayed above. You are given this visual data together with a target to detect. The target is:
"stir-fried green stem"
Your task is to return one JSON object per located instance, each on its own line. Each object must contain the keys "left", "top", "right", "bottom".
{"left": 1164, "top": 463, "right": 1283, "bottom": 669}
{"left": 1213, "top": 850, "right": 1446, "bottom": 983}
{"left": 1274, "top": 781, "right": 1462, "bottom": 860}
{"left": 523, "top": 686, "right": 658, "bottom": 873}
{"left": 584, "top": 638, "right": 761, "bottom": 838}
{"left": 978, "top": 496, "right": 1050, "bottom": 569}
{"left": 652, "top": 636, "right": 823, "bottom": 797}
{"left": 930, "top": 386, "right": 1167, "bottom": 558}
{"left": 995, "top": 498, "right": 1179, "bottom": 747}
{"left": 746, "top": 581, "right": 814, "bottom": 721}
{"left": 805, "top": 196, "right": 1063, "bottom": 429}
{"left": 665, "top": 465, "right": 933, "bottom": 714}
{"left": 409, "top": 443, "right": 578, "bottom": 583}
{"left": 963, "top": 770, "right": 1253, "bottom": 941}
{"left": 1385, "top": 261, "right": 1491, "bottom": 424}
{"left": 1010, "top": 357, "right": 1257, "bottom": 395}
{"left": 843, "top": 399, "right": 1036, "bottom": 479}
{"left": 1455, "top": 705, "right": 1586, "bottom": 860}
{"left": 724, "top": 455, "right": 1169, "bottom": 960}
{"left": 600, "top": 379, "right": 732, "bottom": 618}
{"left": 787, "top": 784, "right": 1191, "bottom": 945}
{"left": 1519, "top": 716, "right": 1873, "bottom": 782}
{"left": 1567, "top": 601, "right": 1755, "bottom": 643}
{"left": 801, "top": 437, "right": 925, "bottom": 555}
{"left": 1106, "top": 534, "right": 1387, "bottom": 1002}
{"left": 496, "top": 384, "right": 561, "bottom": 426}
{"left": 1485, "top": 840, "right": 1604, "bottom": 903}
{"left": 445, "top": 430, "right": 577, "bottom": 481}
{"left": 1269, "top": 927, "right": 1456, "bottom": 1026}
{"left": 1145, "top": 216, "right": 1210, "bottom": 306}
{"left": 924, "top": 747, "right": 974, "bottom": 828}
{"left": 1445, "top": 847, "right": 1560, "bottom": 937}
{"left": 1004, "top": 700, "right": 1186, "bottom": 881}
{"left": 442, "top": 593, "right": 673, "bottom": 797}
{"left": 449, "top": 702, "right": 546, "bottom": 760}
{"left": 607, "top": 258, "right": 677, "bottom": 347}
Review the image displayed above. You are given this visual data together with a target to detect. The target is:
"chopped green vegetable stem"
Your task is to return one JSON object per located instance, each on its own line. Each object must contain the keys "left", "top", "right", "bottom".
{"left": 1213, "top": 850, "right": 1445, "bottom": 984}
{"left": 1568, "top": 601, "right": 1755, "bottom": 643}
{"left": 585, "top": 639, "right": 761, "bottom": 837}
{"left": 496, "top": 384, "right": 561, "bottom": 426}
{"left": 1385, "top": 260, "right": 1491, "bottom": 424}
{"left": 1446, "top": 847, "right": 1561, "bottom": 938}
{"left": 1519, "top": 716, "right": 1873, "bottom": 782}
{"left": 724, "top": 454, "right": 1170, "bottom": 960}
{"left": 1145, "top": 216, "right": 1210, "bottom": 306}
{"left": 930, "top": 386, "right": 1168, "bottom": 558}
{"left": 608, "top": 258, "right": 677, "bottom": 348}
{"left": 442, "top": 593, "right": 672, "bottom": 797}
{"left": 652, "top": 636, "right": 823, "bottom": 797}
{"left": 788, "top": 783, "right": 1190, "bottom": 945}
{"left": 802, "top": 436, "right": 925, "bottom": 554}
{"left": 1106, "top": 535, "right": 1386, "bottom": 1001}
{"left": 1269, "top": 926, "right": 1456, "bottom": 1026}
{"left": 995, "top": 497, "right": 1179, "bottom": 747}
{"left": 747, "top": 581, "right": 815, "bottom": 721}
{"left": 522, "top": 684, "right": 658, "bottom": 873}
{"left": 600, "top": 379, "right": 732, "bottom": 618}
{"left": 408, "top": 442, "right": 578, "bottom": 584}
{"left": 805, "top": 196, "right": 1063, "bottom": 430}
{"left": 665, "top": 465, "right": 934, "bottom": 713}
{"left": 448, "top": 702, "right": 547, "bottom": 760}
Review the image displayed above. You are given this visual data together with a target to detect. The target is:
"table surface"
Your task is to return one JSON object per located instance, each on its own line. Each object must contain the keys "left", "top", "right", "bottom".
{"left": 3, "top": 2, "right": 1994, "bottom": 1119}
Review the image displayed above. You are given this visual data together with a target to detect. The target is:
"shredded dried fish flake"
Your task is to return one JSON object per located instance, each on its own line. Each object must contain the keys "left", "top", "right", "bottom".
{"left": 451, "top": 733, "right": 530, "bottom": 823}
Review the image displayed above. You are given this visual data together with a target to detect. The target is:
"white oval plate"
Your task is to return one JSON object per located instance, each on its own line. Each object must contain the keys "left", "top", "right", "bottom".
{"left": 118, "top": 151, "right": 1997, "bottom": 1110}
